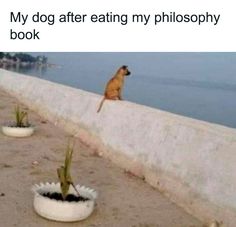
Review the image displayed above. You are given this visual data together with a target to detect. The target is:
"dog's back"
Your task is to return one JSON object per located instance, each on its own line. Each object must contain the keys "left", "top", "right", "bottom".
{"left": 105, "top": 76, "right": 123, "bottom": 99}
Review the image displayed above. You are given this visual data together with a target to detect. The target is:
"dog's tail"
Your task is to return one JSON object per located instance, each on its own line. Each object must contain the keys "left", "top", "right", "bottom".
{"left": 97, "top": 97, "right": 106, "bottom": 113}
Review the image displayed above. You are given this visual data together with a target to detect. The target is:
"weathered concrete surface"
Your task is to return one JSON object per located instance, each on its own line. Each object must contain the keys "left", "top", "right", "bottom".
{"left": 0, "top": 69, "right": 235, "bottom": 226}
{"left": 0, "top": 89, "right": 202, "bottom": 227}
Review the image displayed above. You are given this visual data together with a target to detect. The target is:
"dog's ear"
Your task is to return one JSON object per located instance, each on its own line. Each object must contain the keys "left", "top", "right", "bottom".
{"left": 121, "top": 65, "right": 128, "bottom": 69}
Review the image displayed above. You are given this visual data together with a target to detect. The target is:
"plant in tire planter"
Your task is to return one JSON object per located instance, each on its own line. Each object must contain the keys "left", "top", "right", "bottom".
{"left": 2, "top": 105, "right": 34, "bottom": 137}
{"left": 32, "top": 141, "right": 97, "bottom": 222}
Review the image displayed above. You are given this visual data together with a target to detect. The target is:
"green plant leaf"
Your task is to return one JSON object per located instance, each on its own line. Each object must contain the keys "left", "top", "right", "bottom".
{"left": 14, "top": 105, "right": 29, "bottom": 127}
{"left": 57, "top": 140, "right": 79, "bottom": 200}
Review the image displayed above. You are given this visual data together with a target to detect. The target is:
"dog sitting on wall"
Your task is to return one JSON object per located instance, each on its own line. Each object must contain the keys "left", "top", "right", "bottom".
{"left": 97, "top": 65, "right": 131, "bottom": 113}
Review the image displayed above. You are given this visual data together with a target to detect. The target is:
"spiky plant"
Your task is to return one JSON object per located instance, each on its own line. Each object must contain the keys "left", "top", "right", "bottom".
{"left": 14, "top": 105, "right": 29, "bottom": 127}
{"left": 57, "top": 140, "right": 80, "bottom": 200}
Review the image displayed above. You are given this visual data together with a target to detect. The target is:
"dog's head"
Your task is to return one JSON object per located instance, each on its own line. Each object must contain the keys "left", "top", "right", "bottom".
{"left": 118, "top": 65, "right": 131, "bottom": 76}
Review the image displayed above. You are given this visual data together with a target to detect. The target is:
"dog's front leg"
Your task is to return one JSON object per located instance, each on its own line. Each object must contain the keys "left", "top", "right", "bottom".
{"left": 118, "top": 88, "right": 123, "bottom": 100}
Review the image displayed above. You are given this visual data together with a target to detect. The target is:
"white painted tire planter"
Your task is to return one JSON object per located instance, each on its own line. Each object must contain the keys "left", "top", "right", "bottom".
{"left": 2, "top": 126, "right": 34, "bottom": 137}
{"left": 32, "top": 182, "right": 97, "bottom": 222}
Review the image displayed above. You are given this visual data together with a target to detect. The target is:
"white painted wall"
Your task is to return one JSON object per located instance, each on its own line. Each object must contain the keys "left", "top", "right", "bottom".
{"left": 0, "top": 69, "right": 236, "bottom": 226}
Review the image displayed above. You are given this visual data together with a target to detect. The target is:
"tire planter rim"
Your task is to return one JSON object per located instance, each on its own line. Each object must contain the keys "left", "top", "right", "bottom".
{"left": 32, "top": 182, "right": 97, "bottom": 222}
{"left": 2, "top": 126, "right": 35, "bottom": 137}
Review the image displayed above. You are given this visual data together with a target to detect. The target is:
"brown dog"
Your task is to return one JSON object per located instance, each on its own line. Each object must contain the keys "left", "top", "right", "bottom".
{"left": 97, "top": 65, "right": 131, "bottom": 113}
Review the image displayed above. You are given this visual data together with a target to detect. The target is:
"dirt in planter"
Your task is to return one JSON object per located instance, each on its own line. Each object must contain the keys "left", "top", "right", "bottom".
{"left": 42, "top": 192, "right": 90, "bottom": 202}
{"left": 6, "top": 124, "right": 32, "bottom": 128}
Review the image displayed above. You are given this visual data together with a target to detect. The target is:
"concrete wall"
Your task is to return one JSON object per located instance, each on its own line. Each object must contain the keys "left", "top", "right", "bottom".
{"left": 0, "top": 68, "right": 236, "bottom": 226}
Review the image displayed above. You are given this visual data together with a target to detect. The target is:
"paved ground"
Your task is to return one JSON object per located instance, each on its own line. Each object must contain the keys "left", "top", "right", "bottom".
{"left": 0, "top": 89, "right": 202, "bottom": 227}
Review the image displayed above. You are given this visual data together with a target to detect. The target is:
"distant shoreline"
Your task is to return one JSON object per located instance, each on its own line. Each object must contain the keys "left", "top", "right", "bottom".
{"left": 0, "top": 52, "right": 60, "bottom": 69}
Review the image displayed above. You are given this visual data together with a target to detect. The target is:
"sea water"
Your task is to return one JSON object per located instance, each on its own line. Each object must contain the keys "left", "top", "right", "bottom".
{"left": 8, "top": 52, "right": 236, "bottom": 128}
